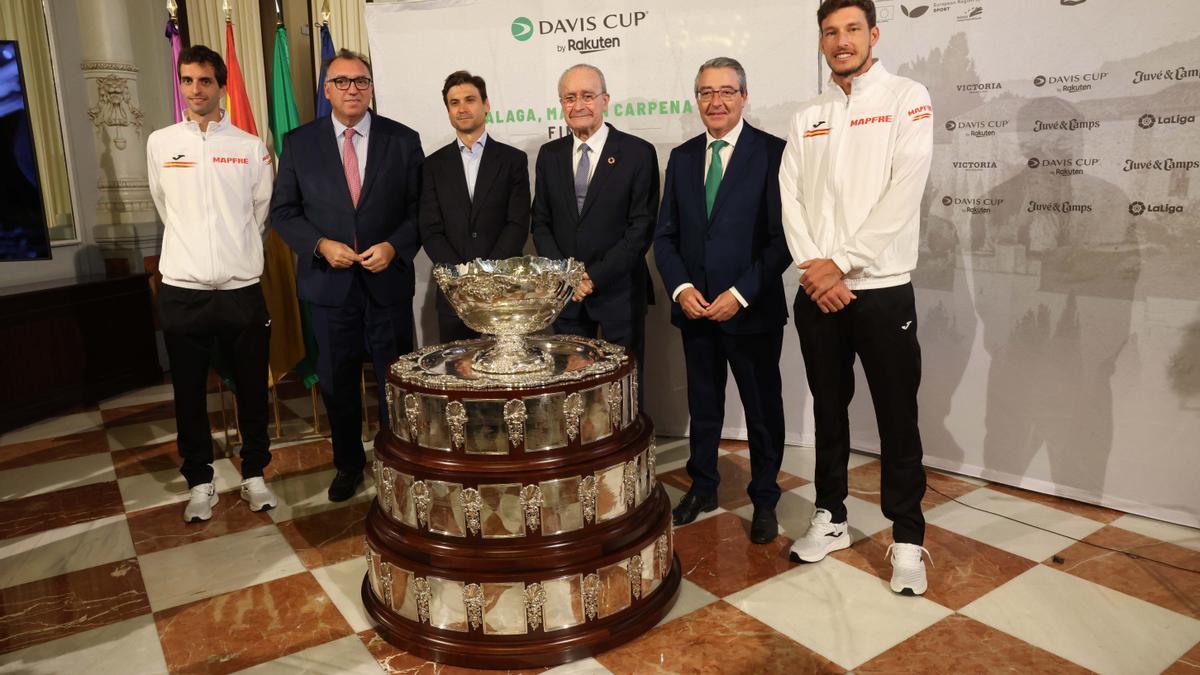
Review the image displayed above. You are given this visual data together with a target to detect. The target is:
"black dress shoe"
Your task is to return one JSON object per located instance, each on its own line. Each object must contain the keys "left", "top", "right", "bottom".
{"left": 672, "top": 492, "right": 718, "bottom": 526}
{"left": 750, "top": 506, "right": 778, "bottom": 544}
{"left": 328, "top": 470, "right": 363, "bottom": 502}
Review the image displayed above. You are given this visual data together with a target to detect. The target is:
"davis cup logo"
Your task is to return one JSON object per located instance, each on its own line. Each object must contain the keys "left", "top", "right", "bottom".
{"left": 511, "top": 17, "right": 534, "bottom": 41}
{"left": 945, "top": 120, "right": 957, "bottom": 131}
{"left": 1028, "top": 158, "right": 1041, "bottom": 169}
{"left": 1129, "top": 201, "right": 1146, "bottom": 216}
{"left": 942, "top": 195, "right": 953, "bottom": 206}
{"left": 1033, "top": 75, "right": 1047, "bottom": 87}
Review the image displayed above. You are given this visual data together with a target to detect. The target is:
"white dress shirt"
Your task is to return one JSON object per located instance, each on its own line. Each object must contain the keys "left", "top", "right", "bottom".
{"left": 331, "top": 111, "right": 371, "bottom": 181}
{"left": 457, "top": 131, "right": 488, "bottom": 200}
{"left": 571, "top": 122, "right": 610, "bottom": 184}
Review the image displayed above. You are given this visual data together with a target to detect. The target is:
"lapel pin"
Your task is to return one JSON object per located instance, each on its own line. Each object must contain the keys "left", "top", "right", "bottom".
{"left": 607, "top": 156, "right": 616, "bottom": 165}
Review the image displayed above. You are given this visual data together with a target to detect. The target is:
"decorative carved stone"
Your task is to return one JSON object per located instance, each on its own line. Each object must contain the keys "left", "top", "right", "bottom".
{"left": 520, "top": 484, "right": 543, "bottom": 533}
{"left": 464, "top": 583, "right": 484, "bottom": 630}
{"left": 524, "top": 582, "right": 546, "bottom": 630}
{"left": 87, "top": 75, "right": 144, "bottom": 149}
{"left": 412, "top": 480, "right": 431, "bottom": 528}
{"left": 446, "top": 400, "right": 467, "bottom": 449}
{"left": 414, "top": 577, "right": 431, "bottom": 624}
{"left": 583, "top": 573, "right": 600, "bottom": 621}
{"left": 579, "top": 475, "right": 598, "bottom": 525}
{"left": 503, "top": 399, "right": 526, "bottom": 447}
{"left": 629, "top": 555, "right": 643, "bottom": 600}
{"left": 460, "top": 487, "right": 482, "bottom": 536}
{"left": 563, "top": 392, "right": 584, "bottom": 442}
{"left": 404, "top": 393, "right": 420, "bottom": 439}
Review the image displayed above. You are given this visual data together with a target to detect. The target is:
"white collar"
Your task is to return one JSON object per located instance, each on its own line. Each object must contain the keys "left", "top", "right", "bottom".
{"left": 572, "top": 122, "right": 610, "bottom": 155}
{"left": 705, "top": 116, "right": 745, "bottom": 149}
{"left": 332, "top": 111, "right": 372, "bottom": 138}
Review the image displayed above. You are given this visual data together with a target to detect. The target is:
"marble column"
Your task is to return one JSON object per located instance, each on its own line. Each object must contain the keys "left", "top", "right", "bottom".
{"left": 77, "top": 0, "right": 161, "bottom": 277}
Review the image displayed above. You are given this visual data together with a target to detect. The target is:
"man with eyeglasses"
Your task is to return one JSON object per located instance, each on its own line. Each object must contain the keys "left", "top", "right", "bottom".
{"left": 420, "top": 70, "right": 531, "bottom": 343}
{"left": 272, "top": 49, "right": 424, "bottom": 502}
{"left": 531, "top": 64, "right": 659, "bottom": 407}
{"left": 653, "top": 57, "right": 791, "bottom": 543}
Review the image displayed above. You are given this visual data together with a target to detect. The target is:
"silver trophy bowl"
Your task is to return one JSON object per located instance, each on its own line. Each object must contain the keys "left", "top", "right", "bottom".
{"left": 433, "top": 256, "right": 585, "bottom": 374}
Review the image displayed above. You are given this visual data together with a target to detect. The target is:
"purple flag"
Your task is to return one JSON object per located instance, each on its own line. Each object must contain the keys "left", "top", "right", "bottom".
{"left": 165, "top": 19, "right": 184, "bottom": 122}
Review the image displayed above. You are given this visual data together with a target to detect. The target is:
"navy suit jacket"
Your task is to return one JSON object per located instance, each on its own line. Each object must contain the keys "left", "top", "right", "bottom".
{"left": 419, "top": 136, "right": 531, "bottom": 317}
{"left": 654, "top": 122, "right": 791, "bottom": 334}
{"left": 531, "top": 124, "right": 659, "bottom": 322}
{"left": 270, "top": 112, "right": 423, "bottom": 307}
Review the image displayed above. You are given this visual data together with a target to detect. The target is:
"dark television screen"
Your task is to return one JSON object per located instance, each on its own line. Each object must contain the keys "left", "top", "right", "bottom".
{"left": 0, "top": 40, "right": 51, "bottom": 261}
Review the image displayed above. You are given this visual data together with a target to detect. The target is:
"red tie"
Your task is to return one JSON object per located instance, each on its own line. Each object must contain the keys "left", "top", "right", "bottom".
{"left": 342, "top": 127, "right": 361, "bottom": 208}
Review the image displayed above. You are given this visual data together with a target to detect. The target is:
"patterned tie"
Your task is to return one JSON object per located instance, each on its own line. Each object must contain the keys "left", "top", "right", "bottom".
{"left": 574, "top": 143, "right": 591, "bottom": 213}
{"left": 705, "top": 139, "right": 728, "bottom": 217}
{"left": 342, "top": 127, "right": 361, "bottom": 208}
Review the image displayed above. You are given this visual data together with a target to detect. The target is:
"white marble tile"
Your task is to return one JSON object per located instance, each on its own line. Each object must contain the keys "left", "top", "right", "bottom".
{"left": 0, "top": 410, "right": 104, "bottom": 447}
{"left": 139, "top": 525, "right": 307, "bottom": 611}
{"left": 0, "top": 515, "right": 134, "bottom": 588}
{"left": 653, "top": 436, "right": 691, "bottom": 474}
{"left": 97, "top": 383, "right": 176, "bottom": 410}
{"left": 770, "top": 483, "right": 893, "bottom": 540}
{"left": 961, "top": 565, "right": 1200, "bottom": 675}
{"left": 727, "top": 556, "right": 951, "bottom": 670}
{"left": 0, "top": 452, "right": 114, "bottom": 500}
{"left": 923, "top": 497, "right": 1079, "bottom": 562}
{"left": 268, "top": 468, "right": 376, "bottom": 523}
{"left": 117, "top": 458, "right": 241, "bottom": 513}
{"left": 774, "top": 445, "right": 876, "bottom": 482}
{"left": 0, "top": 614, "right": 168, "bottom": 674}
{"left": 232, "top": 635, "right": 382, "bottom": 675}
{"left": 655, "top": 577, "right": 719, "bottom": 627}
{"left": 1111, "top": 513, "right": 1200, "bottom": 553}
{"left": 105, "top": 417, "right": 179, "bottom": 451}
{"left": 544, "top": 657, "right": 614, "bottom": 674}
{"left": 958, "top": 487, "right": 1110, "bottom": 535}
{"left": 661, "top": 482, "right": 725, "bottom": 526}
{"left": 310, "top": 555, "right": 375, "bottom": 633}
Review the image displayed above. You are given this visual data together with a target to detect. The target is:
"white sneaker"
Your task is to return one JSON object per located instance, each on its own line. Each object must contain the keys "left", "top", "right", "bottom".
{"left": 887, "top": 542, "right": 931, "bottom": 596}
{"left": 183, "top": 483, "right": 218, "bottom": 522}
{"left": 240, "top": 476, "right": 278, "bottom": 512}
{"left": 788, "top": 508, "right": 851, "bottom": 563}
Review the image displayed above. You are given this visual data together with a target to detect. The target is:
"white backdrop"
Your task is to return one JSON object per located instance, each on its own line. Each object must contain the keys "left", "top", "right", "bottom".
{"left": 366, "top": 0, "right": 1200, "bottom": 527}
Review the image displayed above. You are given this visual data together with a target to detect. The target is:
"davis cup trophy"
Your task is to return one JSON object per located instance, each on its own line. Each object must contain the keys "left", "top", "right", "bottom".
{"left": 362, "top": 256, "right": 680, "bottom": 668}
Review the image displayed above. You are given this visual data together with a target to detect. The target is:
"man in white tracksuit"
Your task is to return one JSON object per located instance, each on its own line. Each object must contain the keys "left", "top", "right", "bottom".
{"left": 780, "top": 0, "right": 934, "bottom": 595}
{"left": 146, "top": 45, "right": 279, "bottom": 523}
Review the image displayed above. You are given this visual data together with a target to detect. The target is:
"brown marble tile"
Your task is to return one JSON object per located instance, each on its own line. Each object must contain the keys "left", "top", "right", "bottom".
{"left": 831, "top": 524, "right": 1035, "bottom": 610}
{"left": 125, "top": 491, "right": 274, "bottom": 556}
{"left": 230, "top": 439, "right": 336, "bottom": 481}
{"left": 358, "top": 628, "right": 548, "bottom": 674}
{"left": 718, "top": 438, "right": 749, "bottom": 452}
{"left": 0, "top": 480, "right": 126, "bottom": 540}
{"left": 857, "top": 614, "right": 1089, "bottom": 674}
{"left": 1165, "top": 641, "right": 1200, "bottom": 674}
{"left": 277, "top": 501, "right": 370, "bottom": 568}
{"left": 101, "top": 400, "right": 176, "bottom": 428}
{"left": 1049, "top": 525, "right": 1200, "bottom": 619}
{"left": 660, "top": 454, "right": 808, "bottom": 511}
{"left": 674, "top": 512, "right": 795, "bottom": 597}
{"left": 0, "top": 430, "right": 110, "bottom": 471}
{"left": 988, "top": 482, "right": 1124, "bottom": 524}
{"left": 155, "top": 572, "right": 352, "bottom": 674}
{"left": 0, "top": 558, "right": 151, "bottom": 655}
{"left": 846, "top": 461, "right": 958, "bottom": 511}
{"left": 596, "top": 600, "right": 841, "bottom": 673}
{"left": 110, "top": 439, "right": 190, "bottom": 478}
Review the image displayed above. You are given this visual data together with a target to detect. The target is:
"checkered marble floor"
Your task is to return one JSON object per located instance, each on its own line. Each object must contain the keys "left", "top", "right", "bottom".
{"left": 2, "top": 380, "right": 1198, "bottom": 674}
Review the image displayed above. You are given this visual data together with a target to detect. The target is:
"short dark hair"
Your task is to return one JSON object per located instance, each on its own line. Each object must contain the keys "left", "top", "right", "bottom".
{"left": 817, "top": 0, "right": 877, "bottom": 28}
{"left": 442, "top": 71, "right": 488, "bottom": 106}
{"left": 323, "top": 48, "right": 372, "bottom": 78}
{"left": 178, "top": 44, "right": 227, "bottom": 87}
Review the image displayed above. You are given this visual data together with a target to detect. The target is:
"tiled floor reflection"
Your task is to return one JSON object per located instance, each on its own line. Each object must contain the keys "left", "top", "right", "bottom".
{"left": 0, "top": 379, "right": 1198, "bottom": 673}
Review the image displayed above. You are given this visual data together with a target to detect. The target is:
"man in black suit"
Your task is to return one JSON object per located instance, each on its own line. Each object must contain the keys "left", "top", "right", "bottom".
{"left": 271, "top": 49, "right": 423, "bottom": 502}
{"left": 654, "top": 57, "right": 791, "bottom": 543}
{"left": 420, "top": 71, "right": 531, "bottom": 343}
{"left": 532, "top": 64, "right": 659, "bottom": 404}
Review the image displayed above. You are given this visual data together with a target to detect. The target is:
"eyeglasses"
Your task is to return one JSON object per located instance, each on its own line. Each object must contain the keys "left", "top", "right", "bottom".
{"left": 560, "top": 91, "right": 602, "bottom": 106}
{"left": 696, "top": 87, "right": 742, "bottom": 102}
{"left": 330, "top": 76, "right": 373, "bottom": 91}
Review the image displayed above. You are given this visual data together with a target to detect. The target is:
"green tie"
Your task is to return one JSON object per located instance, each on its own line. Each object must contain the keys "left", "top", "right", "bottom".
{"left": 705, "top": 139, "right": 729, "bottom": 216}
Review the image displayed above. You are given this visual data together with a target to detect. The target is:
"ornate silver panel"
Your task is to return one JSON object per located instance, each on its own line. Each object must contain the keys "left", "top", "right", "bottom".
{"left": 563, "top": 392, "right": 584, "bottom": 443}
{"left": 538, "top": 476, "right": 584, "bottom": 535}
{"left": 464, "top": 582, "right": 484, "bottom": 630}
{"left": 623, "top": 458, "right": 639, "bottom": 508}
{"left": 482, "top": 581, "right": 527, "bottom": 635}
{"left": 393, "top": 471, "right": 417, "bottom": 527}
{"left": 580, "top": 385, "right": 612, "bottom": 443}
{"left": 427, "top": 480, "right": 466, "bottom": 537}
{"left": 416, "top": 394, "right": 451, "bottom": 450}
{"left": 597, "top": 560, "right": 631, "bottom": 618}
{"left": 503, "top": 399, "right": 526, "bottom": 448}
{"left": 628, "top": 554, "right": 643, "bottom": 601}
{"left": 428, "top": 576, "right": 468, "bottom": 632}
{"left": 582, "top": 572, "right": 600, "bottom": 621}
{"left": 595, "top": 463, "right": 628, "bottom": 522}
{"left": 520, "top": 484, "right": 543, "bottom": 533}
{"left": 541, "top": 574, "right": 585, "bottom": 632}
{"left": 523, "top": 392, "right": 567, "bottom": 452}
{"left": 445, "top": 400, "right": 467, "bottom": 450}
{"left": 479, "top": 483, "right": 525, "bottom": 538}
{"left": 387, "top": 384, "right": 406, "bottom": 440}
{"left": 463, "top": 399, "right": 508, "bottom": 454}
{"left": 606, "top": 379, "right": 622, "bottom": 434}
{"left": 460, "top": 487, "right": 482, "bottom": 536}
{"left": 404, "top": 393, "right": 420, "bottom": 441}
{"left": 524, "top": 582, "right": 546, "bottom": 631}
{"left": 579, "top": 474, "right": 598, "bottom": 525}
{"left": 412, "top": 480, "right": 431, "bottom": 528}
{"left": 414, "top": 576, "right": 431, "bottom": 624}
{"left": 392, "top": 566, "right": 418, "bottom": 620}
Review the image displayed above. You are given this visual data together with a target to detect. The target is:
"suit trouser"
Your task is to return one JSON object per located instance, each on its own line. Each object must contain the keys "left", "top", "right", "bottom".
{"left": 159, "top": 283, "right": 271, "bottom": 488}
{"left": 793, "top": 282, "right": 926, "bottom": 545}
{"left": 681, "top": 321, "right": 786, "bottom": 509}
{"left": 310, "top": 272, "right": 413, "bottom": 474}
{"left": 554, "top": 304, "right": 645, "bottom": 410}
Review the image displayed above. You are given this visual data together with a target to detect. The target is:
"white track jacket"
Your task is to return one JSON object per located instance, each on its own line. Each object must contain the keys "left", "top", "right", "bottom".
{"left": 780, "top": 62, "right": 933, "bottom": 290}
{"left": 147, "top": 113, "right": 273, "bottom": 290}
